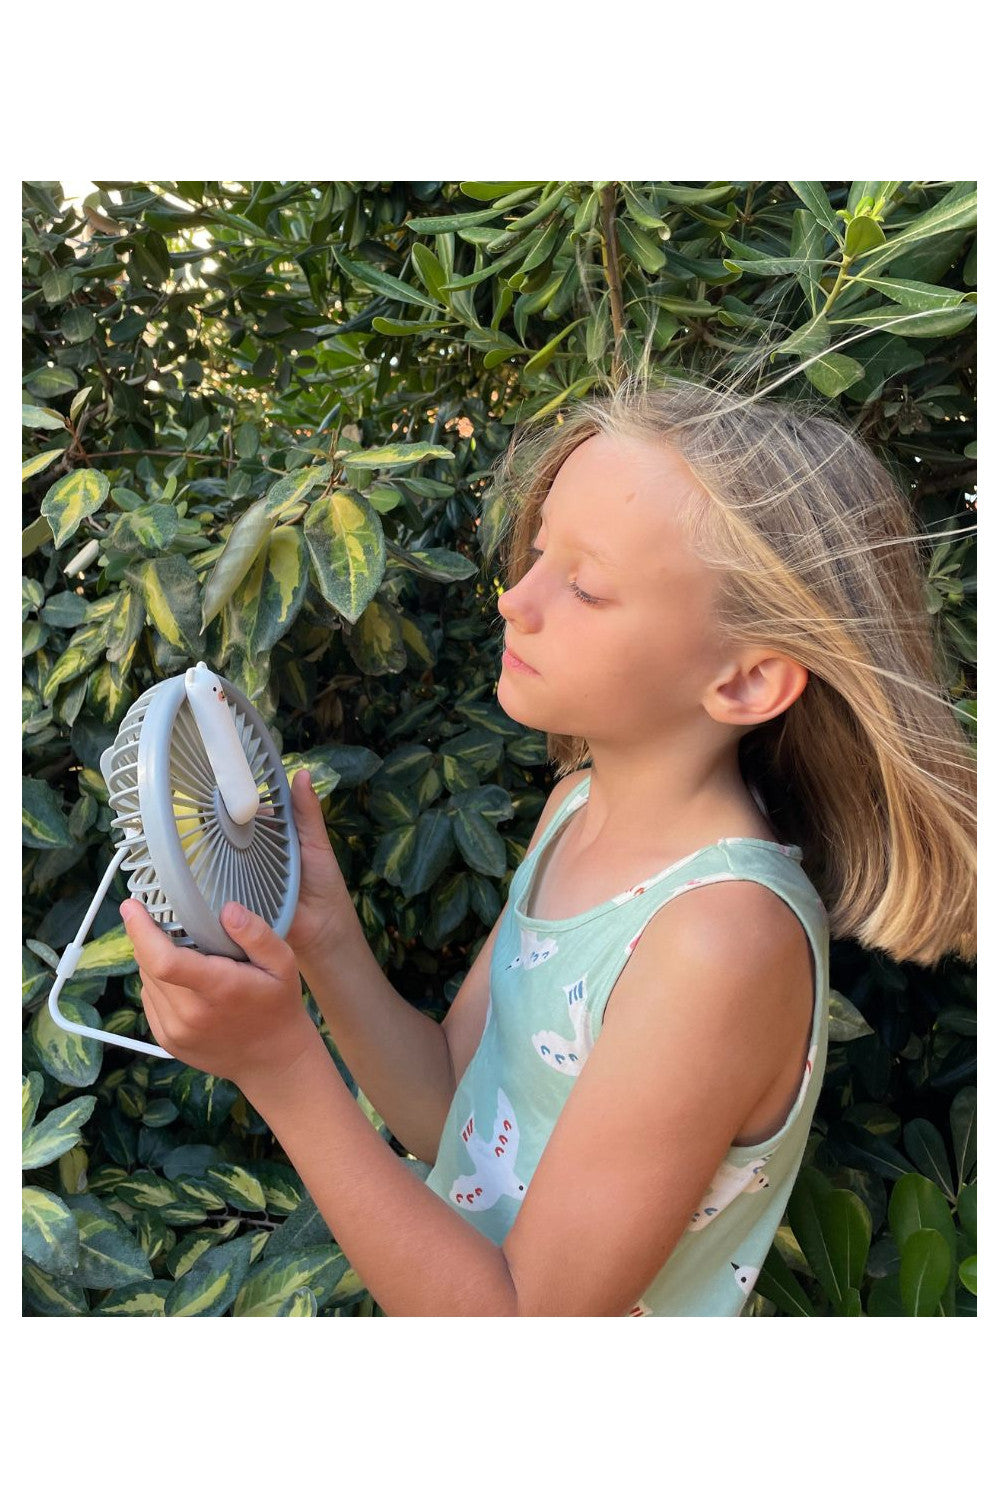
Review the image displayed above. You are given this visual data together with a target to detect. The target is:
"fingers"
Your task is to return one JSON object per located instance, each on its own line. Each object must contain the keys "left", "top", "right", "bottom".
{"left": 121, "top": 900, "right": 233, "bottom": 990}
{"left": 219, "top": 903, "right": 297, "bottom": 983}
{"left": 137, "top": 975, "right": 173, "bottom": 1055}
{"left": 291, "top": 770, "right": 336, "bottom": 857}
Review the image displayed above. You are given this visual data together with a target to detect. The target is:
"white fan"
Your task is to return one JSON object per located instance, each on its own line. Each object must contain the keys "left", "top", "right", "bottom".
{"left": 48, "top": 663, "right": 301, "bottom": 1060}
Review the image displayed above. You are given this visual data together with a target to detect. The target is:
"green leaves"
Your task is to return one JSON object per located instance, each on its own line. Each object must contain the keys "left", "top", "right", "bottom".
{"left": 201, "top": 496, "right": 278, "bottom": 630}
{"left": 304, "top": 488, "right": 386, "bottom": 625}
{"left": 133, "top": 554, "right": 204, "bottom": 654}
{"left": 232, "top": 1246, "right": 350, "bottom": 1316}
{"left": 889, "top": 1173, "right": 957, "bottom": 1269}
{"left": 786, "top": 1166, "right": 871, "bottom": 1314}
{"left": 23, "top": 1186, "right": 79, "bottom": 1274}
{"left": 338, "top": 441, "right": 454, "bottom": 470}
{"left": 827, "top": 988, "right": 875, "bottom": 1043}
{"left": 23, "top": 402, "right": 67, "bottom": 429}
{"left": 331, "top": 245, "right": 440, "bottom": 310}
{"left": 789, "top": 181, "right": 841, "bottom": 239}
{"left": 70, "top": 1198, "right": 154, "bottom": 1289}
{"left": 804, "top": 352, "right": 866, "bottom": 398}
{"left": 30, "top": 997, "right": 103, "bottom": 1086}
{"left": 40, "top": 468, "right": 109, "bottom": 548}
{"left": 22, "top": 1093, "right": 97, "bottom": 1170}
{"left": 22, "top": 449, "right": 62, "bottom": 481}
{"left": 260, "top": 462, "right": 333, "bottom": 519}
{"left": 164, "top": 1236, "right": 253, "bottom": 1316}
{"left": 22, "top": 775, "right": 74, "bottom": 848}
{"left": 899, "top": 1228, "right": 952, "bottom": 1315}
{"left": 21, "top": 179, "right": 976, "bottom": 1320}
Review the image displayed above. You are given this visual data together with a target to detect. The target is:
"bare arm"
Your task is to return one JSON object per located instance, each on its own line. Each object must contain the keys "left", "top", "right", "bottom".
{"left": 126, "top": 794, "right": 806, "bottom": 1315}
{"left": 234, "top": 877, "right": 807, "bottom": 1315}
{"left": 289, "top": 768, "right": 590, "bottom": 1165}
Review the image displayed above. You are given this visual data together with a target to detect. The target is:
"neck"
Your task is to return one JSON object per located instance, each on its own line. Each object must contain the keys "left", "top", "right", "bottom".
{"left": 573, "top": 729, "right": 766, "bottom": 852}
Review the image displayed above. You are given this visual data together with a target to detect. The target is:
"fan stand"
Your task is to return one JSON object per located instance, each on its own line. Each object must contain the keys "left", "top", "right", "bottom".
{"left": 49, "top": 845, "right": 174, "bottom": 1059}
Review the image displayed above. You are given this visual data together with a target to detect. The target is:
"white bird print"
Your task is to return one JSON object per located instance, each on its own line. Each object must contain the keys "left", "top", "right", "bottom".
{"left": 504, "top": 928, "right": 559, "bottom": 972}
{"left": 448, "top": 1088, "right": 527, "bottom": 1212}
{"left": 687, "top": 1157, "right": 771, "bottom": 1232}
{"left": 731, "top": 1262, "right": 761, "bottom": 1298}
{"left": 532, "top": 974, "right": 593, "bottom": 1076}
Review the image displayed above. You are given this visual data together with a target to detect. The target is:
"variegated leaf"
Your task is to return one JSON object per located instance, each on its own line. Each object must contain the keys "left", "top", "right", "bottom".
{"left": 22, "top": 1258, "right": 89, "bottom": 1315}
{"left": 205, "top": 1163, "right": 267, "bottom": 1213}
{"left": 40, "top": 468, "right": 109, "bottom": 549}
{"left": 22, "top": 1186, "right": 79, "bottom": 1275}
{"left": 22, "top": 449, "right": 62, "bottom": 481}
{"left": 276, "top": 1288, "right": 318, "bottom": 1316}
{"left": 22, "top": 1094, "right": 97, "bottom": 1170}
{"left": 166, "top": 1223, "right": 241, "bottom": 1280}
{"left": 22, "top": 1072, "right": 44, "bottom": 1133}
{"left": 91, "top": 1281, "right": 172, "bottom": 1315}
{"left": 249, "top": 526, "right": 308, "bottom": 654}
{"left": 133, "top": 554, "right": 204, "bottom": 653}
{"left": 30, "top": 997, "right": 103, "bottom": 1086}
{"left": 164, "top": 1236, "right": 254, "bottom": 1317}
{"left": 347, "top": 595, "right": 407, "bottom": 674}
{"left": 23, "top": 403, "right": 67, "bottom": 430}
{"left": 232, "top": 1246, "right": 349, "bottom": 1316}
{"left": 107, "top": 504, "right": 181, "bottom": 555}
{"left": 22, "top": 775, "right": 74, "bottom": 849}
{"left": 337, "top": 441, "right": 453, "bottom": 468}
{"left": 74, "top": 923, "right": 137, "bottom": 978}
{"left": 72, "top": 1204, "right": 154, "bottom": 1289}
{"left": 263, "top": 462, "right": 333, "bottom": 519}
{"left": 304, "top": 488, "right": 386, "bottom": 625}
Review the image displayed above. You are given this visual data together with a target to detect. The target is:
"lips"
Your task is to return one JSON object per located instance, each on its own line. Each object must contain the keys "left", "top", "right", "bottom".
{"left": 504, "top": 642, "right": 536, "bottom": 672}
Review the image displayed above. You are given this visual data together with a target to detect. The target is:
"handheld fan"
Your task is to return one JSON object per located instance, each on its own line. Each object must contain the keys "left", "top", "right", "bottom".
{"left": 48, "top": 663, "right": 301, "bottom": 1061}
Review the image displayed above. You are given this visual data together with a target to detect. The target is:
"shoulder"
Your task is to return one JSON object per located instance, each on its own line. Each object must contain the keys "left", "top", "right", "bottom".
{"left": 607, "top": 876, "right": 812, "bottom": 1059}
{"left": 655, "top": 875, "right": 810, "bottom": 969}
{"left": 524, "top": 768, "right": 590, "bottom": 859}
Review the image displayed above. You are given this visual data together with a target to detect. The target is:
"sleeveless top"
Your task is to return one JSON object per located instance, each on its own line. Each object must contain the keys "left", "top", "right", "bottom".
{"left": 424, "top": 772, "right": 830, "bottom": 1316}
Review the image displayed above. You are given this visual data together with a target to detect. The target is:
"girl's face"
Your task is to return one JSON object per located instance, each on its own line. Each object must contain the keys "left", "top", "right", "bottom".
{"left": 496, "top": 432, "right": 729, "bottom": 747}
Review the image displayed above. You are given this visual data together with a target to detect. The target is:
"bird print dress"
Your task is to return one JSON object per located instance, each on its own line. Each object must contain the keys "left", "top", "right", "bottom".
{"left": 424, "top": 772, "right": 831, "bottom": 1316}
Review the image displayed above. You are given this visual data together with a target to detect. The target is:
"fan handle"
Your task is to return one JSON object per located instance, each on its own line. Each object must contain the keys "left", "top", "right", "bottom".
{"left": 184, "top": 661, "right": 260, "bottom": 824}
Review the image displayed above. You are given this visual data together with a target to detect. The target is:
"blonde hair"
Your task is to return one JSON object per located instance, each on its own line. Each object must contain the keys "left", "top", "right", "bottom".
{"left": 482, "top": 370, "right": 976, "bottom": 968}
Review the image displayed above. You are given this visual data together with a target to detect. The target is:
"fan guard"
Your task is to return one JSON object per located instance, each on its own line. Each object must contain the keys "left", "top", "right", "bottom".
{"left": 101, "top": 674, "right": 299, "bottom": 959}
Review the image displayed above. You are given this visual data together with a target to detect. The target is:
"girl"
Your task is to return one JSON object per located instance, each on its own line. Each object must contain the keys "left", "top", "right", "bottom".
{"left": 122, "top": 373, "right": 977, "bottom": 1316}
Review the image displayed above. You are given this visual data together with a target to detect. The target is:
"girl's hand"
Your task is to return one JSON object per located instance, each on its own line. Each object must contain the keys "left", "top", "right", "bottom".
{"left": 284, "top": 770, "right": 361, "bottom": 969}
{"left": 120, "top": 898, "right": 321, "bottom": 1091}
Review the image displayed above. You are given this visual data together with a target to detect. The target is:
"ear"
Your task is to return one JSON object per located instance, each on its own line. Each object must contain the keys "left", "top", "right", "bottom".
{"left": 704, "top": 652, "right": 808, "bottom": 728}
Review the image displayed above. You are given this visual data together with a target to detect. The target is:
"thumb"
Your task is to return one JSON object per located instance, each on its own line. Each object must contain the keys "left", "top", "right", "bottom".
{"left": 220, "top": 903, "right": 293, "bottom": 978}
{"left": 291, "top": 771, "right": 338, "bottom": 873}
{"left": 291, "top": 769, "right": 330, "bottom": 843}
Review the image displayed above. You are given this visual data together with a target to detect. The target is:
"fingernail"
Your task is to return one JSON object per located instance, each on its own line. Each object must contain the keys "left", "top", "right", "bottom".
{"left": 225, "top": 902, "right": 248, "bottom": 929}
{"left": 120, "top": 901, "right": 131, "bottom": 924}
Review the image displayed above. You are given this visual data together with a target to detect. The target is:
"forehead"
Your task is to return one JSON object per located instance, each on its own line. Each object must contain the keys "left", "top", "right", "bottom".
{"left": 544, "top": 433, "right": 706, "bottom": 579}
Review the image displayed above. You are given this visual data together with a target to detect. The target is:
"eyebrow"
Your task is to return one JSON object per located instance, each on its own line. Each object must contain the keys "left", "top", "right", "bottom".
{"left": 537, "top": 500, "right": 619, "bottom": 570}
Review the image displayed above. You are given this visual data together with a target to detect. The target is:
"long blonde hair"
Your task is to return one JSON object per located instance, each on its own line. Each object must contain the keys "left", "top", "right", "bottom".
{"left": 482, "top": 371, "right": 976, "bottom": 967}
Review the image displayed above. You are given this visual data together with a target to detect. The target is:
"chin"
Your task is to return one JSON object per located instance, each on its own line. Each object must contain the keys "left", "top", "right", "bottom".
{"left": 495, "top": 680, "right": 577, "bottom": 737}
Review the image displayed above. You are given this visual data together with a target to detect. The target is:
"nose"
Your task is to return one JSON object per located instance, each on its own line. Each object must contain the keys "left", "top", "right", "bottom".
{"left": 497, "top": 560, "right": 540, "bottom": 630}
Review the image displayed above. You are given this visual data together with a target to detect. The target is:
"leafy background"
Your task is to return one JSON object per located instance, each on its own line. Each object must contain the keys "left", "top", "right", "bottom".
{"left": 22, "top": 180, "right": 976, "bottom": 1316}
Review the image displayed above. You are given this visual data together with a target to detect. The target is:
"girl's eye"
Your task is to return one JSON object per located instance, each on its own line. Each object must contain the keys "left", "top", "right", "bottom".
{"left": 527, "top": 546, "right": 600, "bottom": 606}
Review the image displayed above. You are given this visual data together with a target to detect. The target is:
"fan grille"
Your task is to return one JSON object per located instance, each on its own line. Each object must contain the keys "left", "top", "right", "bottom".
{"left": 104, "top": 682, "right": 295, "bottom": 949}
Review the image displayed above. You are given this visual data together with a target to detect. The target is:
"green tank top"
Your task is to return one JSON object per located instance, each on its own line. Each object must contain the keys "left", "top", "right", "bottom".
{"left": 424, "top": 772, "right": 830, "bottom": 1316}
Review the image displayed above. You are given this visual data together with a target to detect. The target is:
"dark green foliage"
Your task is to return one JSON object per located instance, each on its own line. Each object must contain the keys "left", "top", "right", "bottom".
{"left": 22, "top": 181, "right": 975, "bottom": 1315}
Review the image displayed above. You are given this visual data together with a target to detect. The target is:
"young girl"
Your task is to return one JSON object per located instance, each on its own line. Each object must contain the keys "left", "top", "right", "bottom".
{"left": 121, "top": 373, "right": 977, "bottom": 1316}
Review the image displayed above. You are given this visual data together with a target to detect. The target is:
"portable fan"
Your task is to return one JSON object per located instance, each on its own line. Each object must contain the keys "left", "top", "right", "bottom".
{"left": 48, "top": 663, "right": 301, "bottom": 1061}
